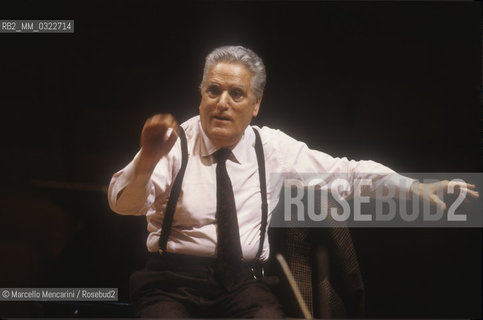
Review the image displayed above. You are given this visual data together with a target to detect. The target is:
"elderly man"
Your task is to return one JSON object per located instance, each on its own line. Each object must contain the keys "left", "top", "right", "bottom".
{"left": 108, "top": 45, "right": 478, "bottom": 318}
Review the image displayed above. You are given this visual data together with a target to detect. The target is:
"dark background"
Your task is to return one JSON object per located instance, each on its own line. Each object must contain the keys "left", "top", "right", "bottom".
{"left": 0, "top": 1, "right": 481, "bottom": 318}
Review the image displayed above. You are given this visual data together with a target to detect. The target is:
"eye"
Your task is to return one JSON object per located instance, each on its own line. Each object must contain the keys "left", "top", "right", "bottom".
{"left": 230, "top": 89, "right": 244, "bottom": 100}
{"left": 207, "top": 85, "right": 221, "bottom": 97}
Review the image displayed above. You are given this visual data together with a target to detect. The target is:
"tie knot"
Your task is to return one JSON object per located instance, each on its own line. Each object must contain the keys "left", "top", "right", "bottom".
{"left": 214, "top": 148, "right": 231, "bottom": 163}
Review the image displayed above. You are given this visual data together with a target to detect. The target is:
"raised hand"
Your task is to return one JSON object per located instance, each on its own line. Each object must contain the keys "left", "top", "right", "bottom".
{"left": 137, "top": 113, "right": 178, "bottom": 175}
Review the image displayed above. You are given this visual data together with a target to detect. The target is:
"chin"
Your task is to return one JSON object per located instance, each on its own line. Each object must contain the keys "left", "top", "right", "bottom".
{"left": 210, "top": 127, "right": 231, "bottom": 137}
{"left": 209, "top": 129, "right": 237, "bottom": 146}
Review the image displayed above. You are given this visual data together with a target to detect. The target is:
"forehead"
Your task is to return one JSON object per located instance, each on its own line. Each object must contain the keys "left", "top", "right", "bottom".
{"left": 206, "top": 62, "right": 253, "bottom": 88}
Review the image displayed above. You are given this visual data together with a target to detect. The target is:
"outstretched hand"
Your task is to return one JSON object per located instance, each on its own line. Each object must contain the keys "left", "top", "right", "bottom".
{"left": 410, "top": 180, "right": 479, "bottom": 211}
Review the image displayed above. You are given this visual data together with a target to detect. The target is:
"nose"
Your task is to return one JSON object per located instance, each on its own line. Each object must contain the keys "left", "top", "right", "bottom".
{"left": 216, "top": 91, "right": 230, "bottom": 110}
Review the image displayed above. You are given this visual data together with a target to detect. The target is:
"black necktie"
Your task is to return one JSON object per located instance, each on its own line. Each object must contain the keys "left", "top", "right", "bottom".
{"left": 214, "top": 148, "right": 243, "bottom": 290}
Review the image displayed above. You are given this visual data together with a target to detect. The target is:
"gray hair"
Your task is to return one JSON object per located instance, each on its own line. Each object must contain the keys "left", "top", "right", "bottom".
{"left": 199, "top": 45, "right": 266, "bottom": 101}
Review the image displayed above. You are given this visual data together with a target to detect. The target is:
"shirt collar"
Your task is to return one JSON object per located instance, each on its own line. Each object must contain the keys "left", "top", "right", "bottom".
{"left": 198, "top": 120, "right": 254, "bottom": 164}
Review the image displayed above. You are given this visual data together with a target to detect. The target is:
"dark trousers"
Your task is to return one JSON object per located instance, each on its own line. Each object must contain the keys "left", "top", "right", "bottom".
{"left": 129, "top": 252, "right": 284, "bottom": 318}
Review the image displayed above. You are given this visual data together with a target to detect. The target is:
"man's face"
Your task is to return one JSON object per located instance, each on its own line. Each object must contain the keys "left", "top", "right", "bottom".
{"left": 199, "top": 62, "right": 261, "bottom": 148}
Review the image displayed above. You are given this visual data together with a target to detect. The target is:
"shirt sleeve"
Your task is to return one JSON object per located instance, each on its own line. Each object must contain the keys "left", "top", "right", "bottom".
{"left": 263, "top": 127, "right": 415, "bottom": 199}
{"left": 107, "top": 139, "right": 182, "bottom": 216}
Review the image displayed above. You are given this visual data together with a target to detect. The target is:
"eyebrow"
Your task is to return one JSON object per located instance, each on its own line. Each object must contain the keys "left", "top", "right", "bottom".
{"left": 230, "top": 85, "right": 247, "bottom": 91}
{"left": 206, "top": 82, "right": 247, "bottom": 91}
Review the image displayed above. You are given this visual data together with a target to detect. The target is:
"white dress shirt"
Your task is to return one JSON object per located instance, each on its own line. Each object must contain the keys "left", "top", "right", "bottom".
{"left": 108, "top": 115, "right": 414, "bottom": 261}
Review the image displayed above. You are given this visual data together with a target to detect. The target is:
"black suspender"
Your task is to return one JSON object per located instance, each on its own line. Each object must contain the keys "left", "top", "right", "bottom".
{"left": 158, "top": 126, "right": 268, "bottom": 261}
{"left": 252, "top": 128, "right": 268, "bottom": 260}
{"left": 158, "top": 127, "right": 188, "bottom": 253}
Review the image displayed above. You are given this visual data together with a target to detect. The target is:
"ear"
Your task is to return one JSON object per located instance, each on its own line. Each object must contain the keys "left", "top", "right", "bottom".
{"left": 252, "top": 95, "right": 262, "bottom": 117}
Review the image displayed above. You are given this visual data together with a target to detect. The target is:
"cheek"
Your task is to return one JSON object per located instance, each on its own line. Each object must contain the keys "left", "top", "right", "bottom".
{"left": 202, "top": 97, "right": 217, "bottom": 109}
{"left": 199, "top": 100, "right": 210, "bottom": 113}
{"left": 234, "top": 108, "right": 254, "bottom": 127}
{"left": 199, "top": 101, "right": 211, "bottom": 123}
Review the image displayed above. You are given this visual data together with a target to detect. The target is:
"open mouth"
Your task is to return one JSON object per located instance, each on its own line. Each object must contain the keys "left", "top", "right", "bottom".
{"left": 213, "top": 115, "right": 231, "bottom": 121}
